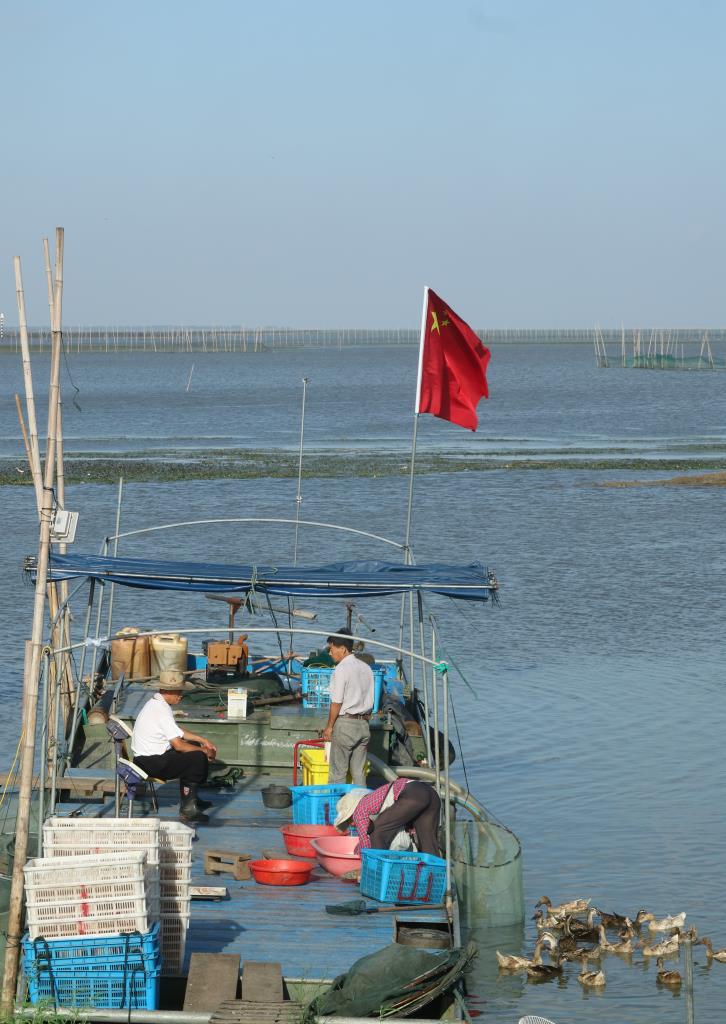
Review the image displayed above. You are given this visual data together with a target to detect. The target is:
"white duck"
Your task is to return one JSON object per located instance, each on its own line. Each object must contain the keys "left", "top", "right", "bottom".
{"left": 536, "top": 895, "right": 591, "bottom": 916}
{"left": 578, "top": 965, "right": 606, "bottom": 987}
{"left": 496, "top": 939, "right": 545, "bottom": 971}
{"left": 641, "top": 911, "right": 686, "bottom": 933}
{"left": 640, "top": 933, "right": 680, "bottom": 958}
{"left": 597, "top": 924, "right": 633, "bottom": 954}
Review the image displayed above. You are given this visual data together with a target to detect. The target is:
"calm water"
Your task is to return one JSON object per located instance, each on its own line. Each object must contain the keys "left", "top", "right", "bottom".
{"left": 1, "top": 344, "right": 725, "bottom": 1023}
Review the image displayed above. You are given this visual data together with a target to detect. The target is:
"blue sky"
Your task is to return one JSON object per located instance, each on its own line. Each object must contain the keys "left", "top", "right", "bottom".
{"left": 2, "top": 1, "right": 724, "bottom": 327}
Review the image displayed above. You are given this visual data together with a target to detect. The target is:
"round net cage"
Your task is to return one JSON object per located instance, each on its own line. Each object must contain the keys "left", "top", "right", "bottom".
{"left": 452, "top": 813, "right": 523, "bottom": 927}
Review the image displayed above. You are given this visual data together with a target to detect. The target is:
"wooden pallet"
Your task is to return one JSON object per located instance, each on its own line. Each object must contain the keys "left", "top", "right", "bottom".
{"left": 209, "top": 1000, "right": 302, "bottom": 1024}
{"left": 205, "top": 848, "right": 253, "bottom": 881}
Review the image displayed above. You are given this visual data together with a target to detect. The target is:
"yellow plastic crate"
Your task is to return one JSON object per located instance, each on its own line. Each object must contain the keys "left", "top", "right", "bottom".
{"left": 300, "top": 748, "right": 369, "bottom": 786}
{"left": 300, "top": 748, "right": 330, "bottom": 785}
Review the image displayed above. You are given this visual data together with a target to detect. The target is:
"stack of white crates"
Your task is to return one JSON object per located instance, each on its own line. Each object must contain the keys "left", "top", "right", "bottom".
{"left": 158, "top": 821, "right": 193, "bottom": 974}
{"left": 42, "top": 817, "right": 193, "bottom": 974}
{"left": 24, "top": 851, "right": 158, "bottom": 940}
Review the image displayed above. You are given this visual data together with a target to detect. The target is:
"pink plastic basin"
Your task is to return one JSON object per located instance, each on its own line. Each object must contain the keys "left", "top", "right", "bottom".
{"left": 310, "top": 835, "right": 362, "bottom": 876}
{"left": 280, "top": 824, "right": 342, "bottom": 859}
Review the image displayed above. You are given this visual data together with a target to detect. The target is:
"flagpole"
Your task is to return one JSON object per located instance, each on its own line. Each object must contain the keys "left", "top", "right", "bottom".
{"left": 399, "top": 287, "right": 434, "bottom": 767}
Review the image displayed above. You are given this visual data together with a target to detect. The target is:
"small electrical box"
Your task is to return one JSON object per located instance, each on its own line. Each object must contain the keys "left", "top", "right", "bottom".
{"left": 51, "top": 509, "right": 79, "bottom": 544}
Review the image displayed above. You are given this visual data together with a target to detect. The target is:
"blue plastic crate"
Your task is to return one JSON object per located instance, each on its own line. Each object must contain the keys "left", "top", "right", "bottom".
{"left": 301, "top": 666, "right": 384, "bottom": 711}
{"left": 300, "top": 667, "right": 334, "bottom": 709}
{"left": 22, "top": 924, "right": 161, "bottom": 970}
{"left": 360, "top": 849, "right": 447, "bottom": 904}
{"left": 25, "top": 966, "right": 160, "bottom": 1009}
{"left": 290, "top": 783, "right": 363, "bottom": 825}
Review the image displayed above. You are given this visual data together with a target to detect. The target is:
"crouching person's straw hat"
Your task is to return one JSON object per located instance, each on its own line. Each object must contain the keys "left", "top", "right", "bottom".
{"left": 334, "top": 788, "right": 370, "bottom": 830}
{"left": 158, "top": 670, "right": 195, "bottom": 692}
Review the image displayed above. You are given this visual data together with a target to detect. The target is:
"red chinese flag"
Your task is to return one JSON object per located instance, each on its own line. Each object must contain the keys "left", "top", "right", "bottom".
{"left": 416, "top": 288, "right": 490, "bottom": 431}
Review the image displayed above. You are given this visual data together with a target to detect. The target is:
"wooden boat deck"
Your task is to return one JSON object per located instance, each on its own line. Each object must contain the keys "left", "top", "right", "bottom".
{"left": 51, "top": 772, "right": 448, "bottom": 981}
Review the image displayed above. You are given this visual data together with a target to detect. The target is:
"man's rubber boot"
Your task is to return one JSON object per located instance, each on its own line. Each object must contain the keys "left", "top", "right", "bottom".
{"left": 180, "top": 781, "right": 212, "bottom": 812}
{"left": 179, "top": 784, "right": 209, "bottom": 824}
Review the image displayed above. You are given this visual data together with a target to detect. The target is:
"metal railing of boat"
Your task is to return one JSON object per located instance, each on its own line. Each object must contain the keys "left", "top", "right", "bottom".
{"left": 98, "top": 512, "right": 431, "bottom": 753}
{"left": 15, "top": 1010, "right": 445, "bottom": 1024}
{"left": 102, "top": 516, "right": 406, "bottom": 551}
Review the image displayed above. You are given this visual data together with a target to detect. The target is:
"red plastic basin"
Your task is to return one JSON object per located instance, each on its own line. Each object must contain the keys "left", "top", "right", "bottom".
{"left": 310, "top": 835, "right": 362, "bottom": 876}
{"left": 279, "top": 824, "right": 342, "bottom": 859}
{"left": 248, "top": 859, "right": 313, "bottom": 886}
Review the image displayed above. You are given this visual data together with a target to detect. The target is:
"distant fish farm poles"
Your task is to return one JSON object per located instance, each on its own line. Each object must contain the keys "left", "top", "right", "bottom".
{"left": 3, "top": 324, "right": 726, "bottom": 355}
{"left": 594, "top": 327, "right": 726, "bottom": 370}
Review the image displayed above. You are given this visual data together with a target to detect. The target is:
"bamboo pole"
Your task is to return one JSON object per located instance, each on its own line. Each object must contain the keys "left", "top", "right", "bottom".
{"left": 2, "top": 228, "right": 65, "bottom": 1013}
{"left": 44, "top": 236, "right": 73, "bottom": 751}
{"left": 14, "top": 395, "right": 33, "bottom": 475}
{"left": 15, "top": 258, "right": 43, "bottom": 512}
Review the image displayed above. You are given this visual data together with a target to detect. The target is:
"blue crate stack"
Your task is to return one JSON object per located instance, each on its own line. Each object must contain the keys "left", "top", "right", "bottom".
{"left": 22, "top": 924, "right": 162, "bottom": 1009}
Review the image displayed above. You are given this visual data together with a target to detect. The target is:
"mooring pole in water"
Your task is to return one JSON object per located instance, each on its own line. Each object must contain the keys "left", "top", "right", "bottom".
{"left": 2, "top": 229, "right": 65, "bottom": 1013}
{"left": 43, "top": 235, "right": 73, "bottom": 751}
{"left": 684, "top": 935, "right": 695, "bottom": 1024}
{"left": 14, "top": 258, "right": 43, "bottom": 512}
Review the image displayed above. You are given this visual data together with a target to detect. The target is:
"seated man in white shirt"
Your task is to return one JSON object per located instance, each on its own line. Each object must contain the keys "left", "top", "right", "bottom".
{"left": 131, "top": 670, "right": 218, "bottom": 824}
{"left": 321, "top": 630, "right": 374, "bottom": 786}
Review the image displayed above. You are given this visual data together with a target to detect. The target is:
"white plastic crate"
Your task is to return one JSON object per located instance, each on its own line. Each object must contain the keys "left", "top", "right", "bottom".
{"left": 25, "top": 893, "right": 157, "bottom": 941}
{"left": 24, "top": 852, "right": 160, "bottom": 941}
{"left": 160, "top": 912, "right": 190, "bottom": 976}
{"left": 160, "top": 880, "right": 191, "bottom": 899}
{"left": 43, "top": 817, "right": 161, "bottom": 864}
{"left": 160, "top": 862, "right": 192, "bottom": 884}
{"left": 159, "top": 821, "right": 194, "bottom": 856}
{"left": 160, "top": 849, "right": 193, "bottom": 869}
{"left": 24, "top": 851, "right": 150, "bottom": 889}
{"left": 160, "top": 894, "right": 192, "bottom": 915}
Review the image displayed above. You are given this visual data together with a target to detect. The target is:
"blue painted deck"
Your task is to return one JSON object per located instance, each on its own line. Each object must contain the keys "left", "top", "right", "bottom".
{"left": 54, "top": 774, "right": 445, "bottom": 981}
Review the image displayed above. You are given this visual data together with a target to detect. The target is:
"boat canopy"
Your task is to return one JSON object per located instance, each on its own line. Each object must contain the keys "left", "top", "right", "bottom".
{"left": 31, "top": 553, "right": 497, "bottom": 602}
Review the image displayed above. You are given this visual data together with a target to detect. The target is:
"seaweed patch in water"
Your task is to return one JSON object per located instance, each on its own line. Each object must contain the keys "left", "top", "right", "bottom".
{"left": 3, "top": 450, "right": 726, "bottom": 486}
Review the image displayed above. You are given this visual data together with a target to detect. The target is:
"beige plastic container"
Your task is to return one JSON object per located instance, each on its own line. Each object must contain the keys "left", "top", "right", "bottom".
{"left": 227, "top": 688, "right": 248, "bottom": 719}
{"left": 149, "top": 634, "right": 188, "bottom": 676}
{"left": 111, "top": 627, "right": 151, "bottom": 681}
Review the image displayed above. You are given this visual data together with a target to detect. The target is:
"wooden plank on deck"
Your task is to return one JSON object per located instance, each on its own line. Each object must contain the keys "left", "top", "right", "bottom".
{"left": 241, "top": 961, "right": 283, "bottom": 1002}
{"left": 184, "top": 952, "right": 240, "bottom": 1011}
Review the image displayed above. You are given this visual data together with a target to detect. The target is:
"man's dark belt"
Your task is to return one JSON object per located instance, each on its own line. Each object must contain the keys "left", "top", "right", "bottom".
{"left": 340, "top": 712, "right": 372, "bottom": 720}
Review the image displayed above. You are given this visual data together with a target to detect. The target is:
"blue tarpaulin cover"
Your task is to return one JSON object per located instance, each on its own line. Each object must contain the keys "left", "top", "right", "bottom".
{"left": 37, "top": 553, "right": 496, "bottom": 602}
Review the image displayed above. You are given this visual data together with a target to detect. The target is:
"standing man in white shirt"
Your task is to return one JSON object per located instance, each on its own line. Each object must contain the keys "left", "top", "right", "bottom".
{"left": 321, "top": 631, "right": 374, "bottom": 786}
{"left": 131, "top": 671, "right": 218, "bottom": 824}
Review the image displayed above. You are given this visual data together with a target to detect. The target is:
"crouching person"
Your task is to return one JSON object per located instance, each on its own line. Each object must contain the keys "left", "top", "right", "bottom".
{"left": 335, "top": 779, "right": 441, "bottom": 856}
{"left": 131, "top": 670, "right": 218, "bottom": 824}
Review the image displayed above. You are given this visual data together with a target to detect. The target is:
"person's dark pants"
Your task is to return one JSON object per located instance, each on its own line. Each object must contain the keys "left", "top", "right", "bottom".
{"left": 368, "top": 781, "right": 441, "bottom": 856}
{"left": 134, "top": 749, "right": 208, "bottom": 789}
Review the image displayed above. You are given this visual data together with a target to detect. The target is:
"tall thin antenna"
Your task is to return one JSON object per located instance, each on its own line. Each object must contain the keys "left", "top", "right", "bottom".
{"left": 292, "top": 377, "right": 309, "bottom": 567}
